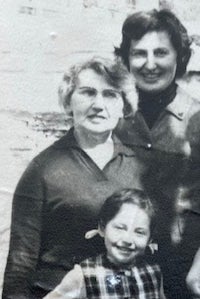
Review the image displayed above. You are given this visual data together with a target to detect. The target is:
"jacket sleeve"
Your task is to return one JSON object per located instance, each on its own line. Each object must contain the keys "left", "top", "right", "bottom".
{"left": 2, "top": 158, "right": 44, "bottom": 299}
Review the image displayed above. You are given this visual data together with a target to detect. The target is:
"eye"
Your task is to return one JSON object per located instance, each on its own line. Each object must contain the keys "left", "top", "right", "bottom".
{"left": 103, "top": 90, "right": 119, "bottom": 99}
{"left": 130, "top": 50, "right": 147, "bottom": 58}
{"left": 80, "top": 88, "right": 96, "bottom": 97}
{"left": 114, "top": 224, "right": 126, "bottom": 231}
{"left": 154, "top": 48, "right": 169, "bottom": 57}
{"left": 135, "top": 229, "right": 147, "bottom": 236}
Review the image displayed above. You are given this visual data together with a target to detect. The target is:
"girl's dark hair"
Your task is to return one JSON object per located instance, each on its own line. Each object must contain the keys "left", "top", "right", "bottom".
{"left": 115, "top": 9, "right": 191, "bottom": 78}
{"left": 99, "top": 188, "right": 155, "bottom": 233}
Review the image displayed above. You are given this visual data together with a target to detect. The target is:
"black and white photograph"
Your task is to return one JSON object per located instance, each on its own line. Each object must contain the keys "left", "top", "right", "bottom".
{"left": 1, "top": 0, "right": 200, "bottom": 298}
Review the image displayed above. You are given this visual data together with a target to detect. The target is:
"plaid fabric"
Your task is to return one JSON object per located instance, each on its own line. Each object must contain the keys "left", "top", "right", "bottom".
{"left": 80, "top": 254, "right": 161, "bottom": 299}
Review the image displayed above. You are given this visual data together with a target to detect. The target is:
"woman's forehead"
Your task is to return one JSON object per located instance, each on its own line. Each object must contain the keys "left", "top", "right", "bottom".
{"left": 130, "top": 31, "right": 174, "bottom": 50}
{"left": 76, "top": 68, "right": 114, "bottom": 88}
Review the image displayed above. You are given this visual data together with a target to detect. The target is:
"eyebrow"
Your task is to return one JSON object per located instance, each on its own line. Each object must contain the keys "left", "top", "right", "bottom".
{"left": 78, "top": 86, "right": 95, "bottom": 90}
{"left": 130, "top": 47, "right": 169, "bottom": 51}
{"left": 78, "top": 86, "right": 121, "bottom": 93}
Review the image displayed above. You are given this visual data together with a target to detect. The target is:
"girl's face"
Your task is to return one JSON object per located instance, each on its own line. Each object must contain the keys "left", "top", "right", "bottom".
{"left": 101, "top": 203, "right": 151, "bottom": 267}
{"left": 128, "top": 31, "right": 177, "bottom": 94}
{"left": 69, "top": 68, "right": 124, "bottom": 135}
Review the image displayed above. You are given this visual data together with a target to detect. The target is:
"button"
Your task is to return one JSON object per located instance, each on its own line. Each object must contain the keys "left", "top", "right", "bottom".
{"left": 147, "top": 143, "right": 152, "bottom": 149}
{"left": 124, "top": 270, "right": 132, "bottom": 276}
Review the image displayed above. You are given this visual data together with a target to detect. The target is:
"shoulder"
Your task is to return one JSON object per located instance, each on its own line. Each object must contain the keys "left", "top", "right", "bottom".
{"left": 60, "top": 264, "right": 84, "bottom": 285}
{"left": 27, "top": 129, "right": 76, "bottom": 170}
{"left": 44, "top": 265, "right": 86, "bottom": 299}
{"left": 177, "top": 87, "right": 200, "bottom": 136}
{"left": 167, "top": 86, "right": 200, "bottom": 133}
{"left": 136, "top": 256, "right": 162, "bottom": 276}
{"left": 80, "top": 254, "right": 102, "bottom": 267}
{"left": 15, "top": 130, "right": 76, "bottom": 188}
{"left": 176, "top": 86, "right": 200, "bottom": 112}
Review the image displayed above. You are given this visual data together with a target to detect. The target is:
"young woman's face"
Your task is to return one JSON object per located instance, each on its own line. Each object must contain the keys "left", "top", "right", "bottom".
{"left": 129, "top": 31, "right": 177, "bottom": 94}
{"left": 102, "top": 203, "right": 150, "bottom": 266}
{"left": 70, "top": 69, "right": 124, "bottom": 135}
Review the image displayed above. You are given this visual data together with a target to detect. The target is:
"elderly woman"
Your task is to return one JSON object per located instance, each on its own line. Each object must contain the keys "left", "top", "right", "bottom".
{"left": 2, "top": 58, "right": 141, "bottom": 299}
{"left": 115, "top": 9, "right": 200, "bottom": 299}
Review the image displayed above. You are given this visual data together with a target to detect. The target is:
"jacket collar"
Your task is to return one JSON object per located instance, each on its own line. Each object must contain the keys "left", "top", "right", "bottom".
{"left": 53, "top": 127, "right": 135, "bottom": 157}
{"left": 166, "top": 86, "right": 193, "bottom": 120}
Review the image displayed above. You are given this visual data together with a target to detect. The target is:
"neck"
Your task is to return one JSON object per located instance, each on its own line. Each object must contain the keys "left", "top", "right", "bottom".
{"left": 74, "top": 127, "right": 112, "bottom": 149}
{"left": 74, "top": 128, "right": 114, "bottom": 170}
{"left": 138, "top": 82, "right": 177, "bottom": 129}
{"left": 106, "top": 253, "right": 136, "bottom": 269}
{"left": 138, "top": 81, "right": 177, "bottom": 103}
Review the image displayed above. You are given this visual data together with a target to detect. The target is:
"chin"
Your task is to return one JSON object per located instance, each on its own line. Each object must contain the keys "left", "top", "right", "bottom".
{"left": 86, "top": 126, "right": 112, "bottom": 134}
{"left": 117, "top": 258, "right": 135, "bottom": 266}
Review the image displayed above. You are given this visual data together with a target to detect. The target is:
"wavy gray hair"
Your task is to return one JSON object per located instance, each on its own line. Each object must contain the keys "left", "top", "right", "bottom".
{"left": 58, "top": 57, "right": 138, "bottom": 122}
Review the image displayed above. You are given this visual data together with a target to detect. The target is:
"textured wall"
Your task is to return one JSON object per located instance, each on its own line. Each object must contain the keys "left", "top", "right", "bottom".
{"left": 0, "top": 0, "right": 138, "bottom": 112}
{"left": 0, "top": 0, "right": 200, "bottom": 112}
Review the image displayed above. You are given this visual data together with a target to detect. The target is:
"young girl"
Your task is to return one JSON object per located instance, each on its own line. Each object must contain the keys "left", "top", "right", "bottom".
{"left": 44, "top": 189, "right": 165, "bottom": 299}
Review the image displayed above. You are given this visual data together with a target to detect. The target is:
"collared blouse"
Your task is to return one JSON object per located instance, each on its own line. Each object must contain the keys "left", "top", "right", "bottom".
{"left": 43, "top": 253, "right": 163, "bottom": 299}
{"left": 3, "top": 128, "right": 144, "bottom": 299}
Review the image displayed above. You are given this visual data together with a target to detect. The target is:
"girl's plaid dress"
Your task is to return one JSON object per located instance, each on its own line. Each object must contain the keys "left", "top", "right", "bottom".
{"left": 80, "top": 253, "right": 162, "bottom": 299}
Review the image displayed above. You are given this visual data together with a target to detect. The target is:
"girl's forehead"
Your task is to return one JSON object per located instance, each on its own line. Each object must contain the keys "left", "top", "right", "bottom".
{"left": 111, "top": 203, "right": 150, "bottom": 225}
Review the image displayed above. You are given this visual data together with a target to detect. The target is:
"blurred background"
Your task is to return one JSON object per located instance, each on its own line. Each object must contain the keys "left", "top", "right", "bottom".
{"left": 1, "top": 0, "right": 200, "bottom": 296}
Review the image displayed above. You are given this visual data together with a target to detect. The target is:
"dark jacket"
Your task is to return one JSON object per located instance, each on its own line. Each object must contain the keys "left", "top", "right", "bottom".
{"left": 116, "top": 86, "right": 200, "bottom": 299}
{"left": 3, "top": 129, "right": 143, "bottom": 299}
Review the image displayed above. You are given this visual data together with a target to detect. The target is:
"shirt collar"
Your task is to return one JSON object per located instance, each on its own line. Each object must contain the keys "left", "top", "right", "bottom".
{"left": 165, "top": 86, "right": 193, "bottom": 120}
{"left": 53, "top": 127, "right": 135, "bottom": 157}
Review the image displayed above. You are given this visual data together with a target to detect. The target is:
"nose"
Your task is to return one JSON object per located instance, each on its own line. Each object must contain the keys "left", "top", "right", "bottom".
{"left": 92, "top": 92, "right": 105, "bottom": 110}
{"left": 122, "top": 231, "right": 135, "bottom": 247}
{"left": 145, "top": 52, "right": 157, "bottom": 70}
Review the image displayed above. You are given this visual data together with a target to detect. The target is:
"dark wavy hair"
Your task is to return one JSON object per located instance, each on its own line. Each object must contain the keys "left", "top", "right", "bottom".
{"left": 99, "top": 188, "right": 156, "bottom": 234}
{"left": 115, "top": 9, "right": 191, "bottom": 78}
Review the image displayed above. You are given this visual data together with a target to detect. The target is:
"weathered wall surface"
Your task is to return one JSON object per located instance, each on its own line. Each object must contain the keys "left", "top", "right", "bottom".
{"left": 1, "top": 0, "right": 200, "bottom": 113}
{"left": 0, "top": 0, "right": 139, "bottom": 112}
{"left": 0, "top": 0, "right": 200, "bottom": 112}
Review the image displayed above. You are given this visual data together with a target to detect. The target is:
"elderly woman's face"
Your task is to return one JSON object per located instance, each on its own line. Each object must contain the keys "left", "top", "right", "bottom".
{"left": 129, "top": 31, "right": 177, "bottom": 94}
{"left": 69, "top": 68, "right": 124, "bottom": 134}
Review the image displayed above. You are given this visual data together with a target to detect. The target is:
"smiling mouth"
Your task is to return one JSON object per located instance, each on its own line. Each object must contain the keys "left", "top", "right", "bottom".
{"left": 88, "top": 115, "right": 106, "bottom": 120}
{"left": 116, "top": 246, "right": 135, "bottom": 254}
{"left": 142, "top": 73, "right": 160, "bottom": 81}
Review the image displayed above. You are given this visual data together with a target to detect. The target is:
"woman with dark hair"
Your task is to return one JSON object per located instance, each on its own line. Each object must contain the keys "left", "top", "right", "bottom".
{"left": 2, "top": 57, "right": 141, "bottom": 299}
{"left": 115, "top": 9, "right": 200, "bottom": 299}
